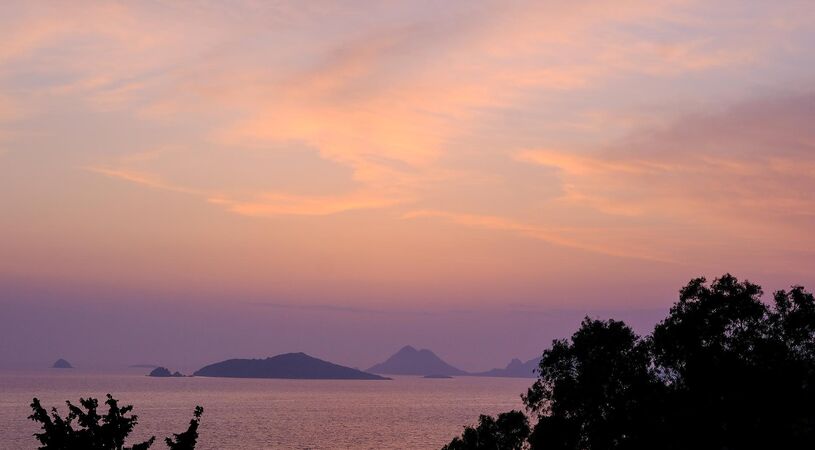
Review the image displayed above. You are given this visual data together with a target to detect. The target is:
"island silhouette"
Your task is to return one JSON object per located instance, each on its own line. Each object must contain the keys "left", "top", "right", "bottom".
{"left": 148, "top": 367, "right": 186, "bottom": 377}
{"left": 471, "top": 357, "right": 540, "bottom": 378}
{"left": 51, "top": 358, "right": 73, "bottom": 369}
{"left": 194, "top": 352, "right": 389, "bottom": 380}
{"left": 367, "top": 345, "right": 467, "bottom": 376}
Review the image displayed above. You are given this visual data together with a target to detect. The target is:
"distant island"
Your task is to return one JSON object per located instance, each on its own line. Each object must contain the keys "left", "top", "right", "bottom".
{"left": 366, "top": 345, "right": 541, "bottom": 378}
{"left": 52, "top": 358, "right": 73, "bottom": 369}
{"left": 194, "top": 352, "right": 389, "bottom": 380}
{"left": 471, "top": 357, "right": 540, "bottom": 378}
{"left": 367, "top": 345, "right": 467, "bottom": 376}
{"left": 148, "top": 367, "right": 186, "bottom": 377}
{"left": 424, "top": 374, "right": 453, "bottom": 379}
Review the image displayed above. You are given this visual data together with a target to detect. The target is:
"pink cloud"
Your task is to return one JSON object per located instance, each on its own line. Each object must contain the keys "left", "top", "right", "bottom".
{"left": 517, "top": 92, "right": 815, "bottom": 271}
{"left": 1, "top": 0, "right": 814, "bottom": 304}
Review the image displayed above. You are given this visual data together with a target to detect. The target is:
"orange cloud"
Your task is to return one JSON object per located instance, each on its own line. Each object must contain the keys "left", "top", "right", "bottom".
{"left": 3, "top": 0, "right": 815, "bottom": 297}
{"left": 88, "top": 164, "right": 405, "bottom": 217}
{"left": 210, "top": 192, "right": 404, "bottom": 217}
{"left": 517, "top": 93, "right": 815, "bottom": 255}
{"left": 86, "top": 166, "right": 202, "bottom": 195}
{"left": 102, "top": 0, "right": 779, "bottom": 221}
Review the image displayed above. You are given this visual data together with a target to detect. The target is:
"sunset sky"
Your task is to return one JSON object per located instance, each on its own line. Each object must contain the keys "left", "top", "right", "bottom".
{"left": 2, "top": 1, "right": 814, "bottom": 371}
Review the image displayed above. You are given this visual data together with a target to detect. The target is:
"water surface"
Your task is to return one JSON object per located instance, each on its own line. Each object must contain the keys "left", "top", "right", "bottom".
{"left": 0, "top": 369, "right": 530, "bottom": 449}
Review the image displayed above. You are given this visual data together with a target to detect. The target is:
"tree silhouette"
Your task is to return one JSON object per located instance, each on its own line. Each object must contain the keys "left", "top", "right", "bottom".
{"left": 165, "top": 406, "right": 203, "bottom": 450}
{"left": 442, "top": 410, "right": 530, "bottom": 450}
{"left": 523, "top": 318, "right": 661, "bottom": 450}
{"left": 443, "top": 274, "right": 815, "bottom": 449}
{"left": 29, "top": 394, "right": 203, "bottom": 450}
{"left": 650, "top": 275, "right": 815, "bottom": 449}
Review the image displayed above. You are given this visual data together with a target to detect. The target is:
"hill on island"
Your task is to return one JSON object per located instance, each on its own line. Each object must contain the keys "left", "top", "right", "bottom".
{"left": 148, "top": 367, "right": 185, "bottom": 377}
{"left": 194, "top": 352, "right": 389, "bottom": 380}
{"left": 52, "top": 358, "right": 73, "bottom": 369}
{"left": 367, "top": 345, "right": 467, "bottom": 376}
{"left": 471, "top": 357, "right": 540, "bottom": 378}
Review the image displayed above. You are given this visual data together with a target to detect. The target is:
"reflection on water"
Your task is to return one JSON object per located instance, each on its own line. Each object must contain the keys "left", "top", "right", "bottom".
{"left": 0, "top": 369, "right": 530, "bottom": 449}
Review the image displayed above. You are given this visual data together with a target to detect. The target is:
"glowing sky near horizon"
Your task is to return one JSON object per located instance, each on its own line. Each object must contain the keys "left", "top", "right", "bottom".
{"left": 2, "top": 0, "right": 815, "bottom": 317}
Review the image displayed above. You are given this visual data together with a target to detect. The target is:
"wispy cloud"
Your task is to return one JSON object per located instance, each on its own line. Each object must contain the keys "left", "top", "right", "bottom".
{"left": 88, "top": 164, "right": 405, "bottom": 216}
{"left": 2, "top": 0, "right": 815, "bottom": 300}
{"left": 67, "top": 0, "right": 787, "bottom": 222}
{"left": 86, "top": 166, "right": 202, "bottom": 195}
{"left": 208, "top": 192, "right": 405, "bottom": 217}
{"left": 403, "top": 209, "right": 676, "bottom": 263}
{"left": 516, "top": 93, "right": 815, "bottom": 261}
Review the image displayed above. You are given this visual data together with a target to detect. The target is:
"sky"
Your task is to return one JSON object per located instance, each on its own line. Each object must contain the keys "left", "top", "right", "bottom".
{"left": 1, "top": 0, "right": 815, "bottom": 371}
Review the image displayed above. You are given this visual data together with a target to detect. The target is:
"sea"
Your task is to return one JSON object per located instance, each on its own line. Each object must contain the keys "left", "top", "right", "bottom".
{"left": 0, "top": 369, "right": 531, "bottom": 449}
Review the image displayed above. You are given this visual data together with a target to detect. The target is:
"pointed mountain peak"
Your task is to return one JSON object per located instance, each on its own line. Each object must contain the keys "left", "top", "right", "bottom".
{"left": 471, "top": 356, "right": 540, "bottom": 378}
{"left": 367, "top": 346, "right": 466, "bottom": 376}
{"left": 506, "top": 358, "right": 524, "bottom": 369}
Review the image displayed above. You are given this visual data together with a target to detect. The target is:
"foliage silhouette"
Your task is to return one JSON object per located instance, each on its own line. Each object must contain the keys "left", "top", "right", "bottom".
{"left": 29, "top": 394, "right": 203, "bottom": 450}
{"left": 523, "top": 318, "right": 662, "bottom": 450}
{"left": 165, "top": 406, "right": 203, "bottom": 450}
{"left": 443, "top": 274, "right": 815, "bottom": 449}
{"left": 442, "top": 410, "right": 530, "bottom": 450}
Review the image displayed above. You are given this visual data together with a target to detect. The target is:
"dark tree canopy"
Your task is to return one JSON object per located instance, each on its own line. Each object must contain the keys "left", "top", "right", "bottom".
{"left": 443, "top": 274, "right": 815, "bottom": 450}
{"left": 524, "top": 318, "right": 662, "bottom": 450}
{"left": 29, "top": 394, "right": 203, "bottom": 450}
{"left": 442, "top": 410, "right": 530, "bottom": 450}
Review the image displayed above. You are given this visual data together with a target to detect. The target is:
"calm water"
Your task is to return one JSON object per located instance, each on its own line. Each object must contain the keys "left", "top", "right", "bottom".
{"left": 0, "top": 369, "right": 531, "bottom": 449}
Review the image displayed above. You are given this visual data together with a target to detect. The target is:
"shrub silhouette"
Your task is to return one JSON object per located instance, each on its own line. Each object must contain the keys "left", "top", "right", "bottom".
{"left": 29, "top": 394, "right": 203, "bottom": 450}
{"left": 443, "top": 274, "right": 815, "bottom": 449}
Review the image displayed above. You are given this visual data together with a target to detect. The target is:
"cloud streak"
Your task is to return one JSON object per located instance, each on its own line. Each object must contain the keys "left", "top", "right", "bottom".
{"left": 403, "top": 209, "right": 676, "bottom": 263}
{"left": 516, "top": 92, "right": 815, "bottom": 270}
{"left": 1, "top": 0, "right": 815, "bottom": 305}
